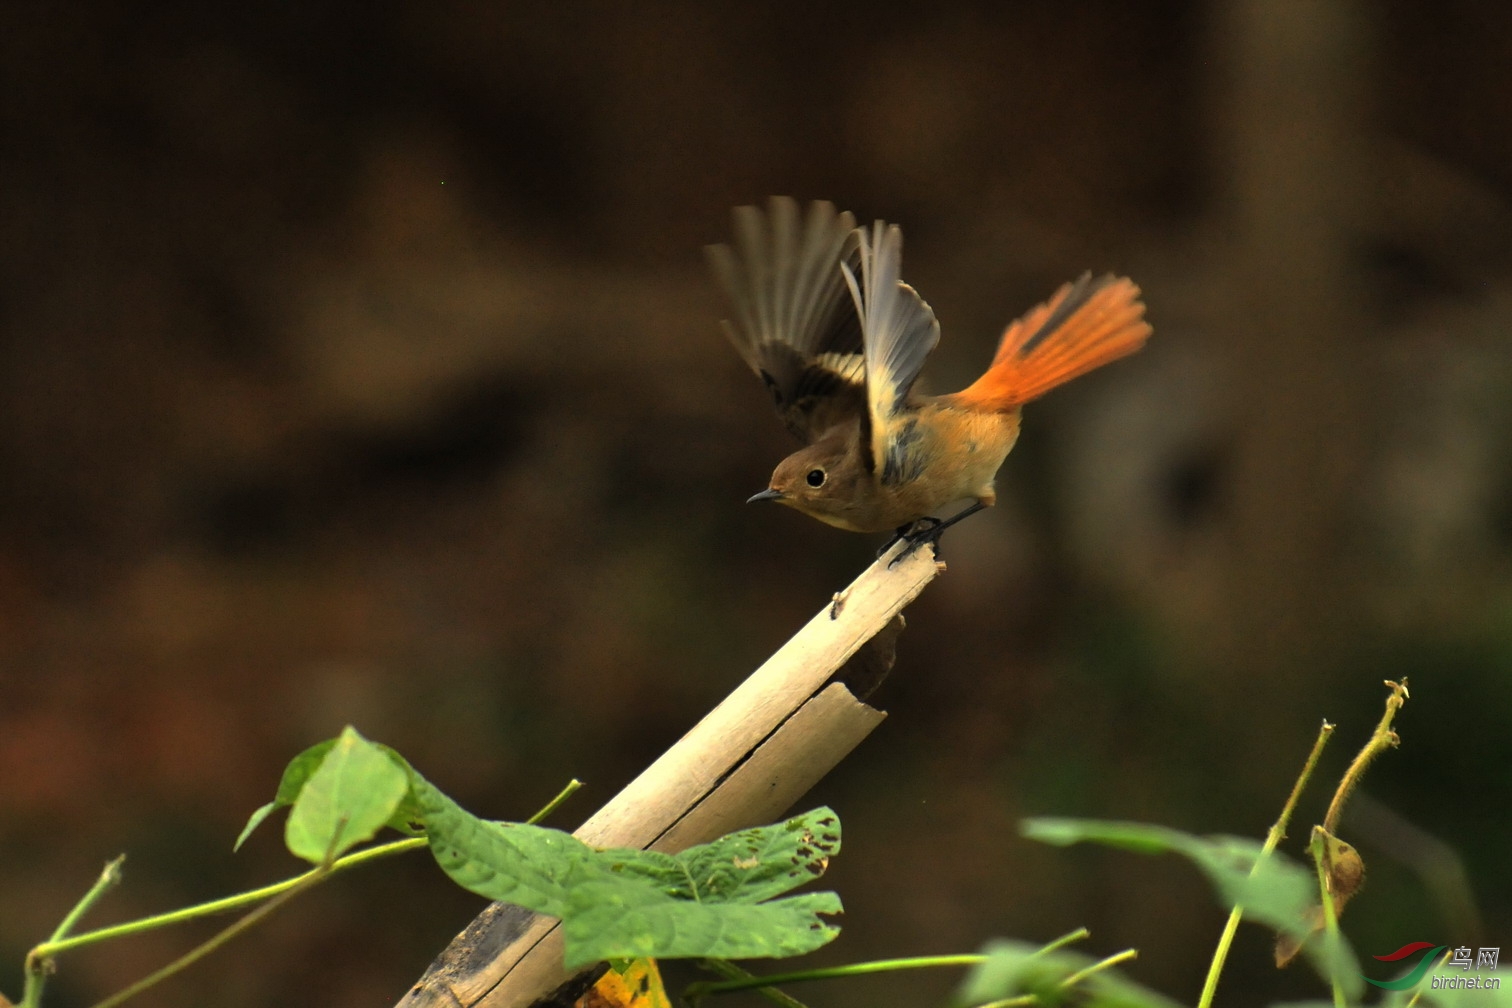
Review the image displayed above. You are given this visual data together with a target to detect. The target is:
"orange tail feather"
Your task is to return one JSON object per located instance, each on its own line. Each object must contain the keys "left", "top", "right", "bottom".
{"left": 952, "top": 273, "right": 1151, "bottom": 410}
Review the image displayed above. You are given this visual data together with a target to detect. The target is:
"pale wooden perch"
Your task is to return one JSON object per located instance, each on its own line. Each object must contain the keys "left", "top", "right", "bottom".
{"left": 395, "top": 543, "right": 944, "bottom": 1008}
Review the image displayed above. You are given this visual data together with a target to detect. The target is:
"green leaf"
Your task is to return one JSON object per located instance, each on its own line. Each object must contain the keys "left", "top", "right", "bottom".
{"left": 1021, "top": 818, "right": 1361, "bottom": 999}
{"left": 1023, "top": 820, "right": 1312, "bottom": 924}
{"left": 955, "top": 940, "right": 1042, "bottom": 1005}
{"left": 586, "top": 847, "right": 687, "bottom": 896}
{"left": 244, "top": 733, "right": 846, "bottom": 970}
{"left": 406, "top": 770, "right": 593, "bottom": 917}
{"left": 1021, "top": 818, "right": 1183, "bottom": 856}
{"left": 285, "top": 726, "right": 408, "bottom": 864}
{"left": 239, "top": 735, "right": 425, "bottom": 850}
{"left": 1415, "top": 970, "right": 1512, "bottom": 1008}
{"left": 1370, "top": 958, "right": 1512, "bottom": 1008}
{"left": 561, "top": 868, "right": 841, "bottom": 968}
{"left": 555, "top": 809, "right": 843, "bottom": 967}
{"left": 591, "top": 807, "right": 841, "bottom": 905}
{"left": 258, "top": 742, "right": 847, "bottom": 968}
{"left": 1078, "top": 971, "right": 1194, "bottom": 1008}
{"left": 955, "top": 939, "right": 1182, "bottom": 1008}
{"left": 234, "top": 738, "right": 339, "bottom": 849}
{"left": 670, "top": 807, "right": 840, "bottom": 904}
{"left": 275, "top": 738, "right": 339, "bottom": 804}
{"left": 233, "top": 802, "right": 277, "bottom": 852}
{"left": 368, "top": 744, "right": 429, "bottom": 836}
{"left": 405, "top": 782, "right": 845, "bottom": 966}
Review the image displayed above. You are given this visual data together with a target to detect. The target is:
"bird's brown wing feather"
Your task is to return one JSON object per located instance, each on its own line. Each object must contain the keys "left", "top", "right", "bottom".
{"left": 708, "top": 198, "right": 867, "bottom": 444}
{"left": 841, "top": 220, "right": 940, "bottom": 484}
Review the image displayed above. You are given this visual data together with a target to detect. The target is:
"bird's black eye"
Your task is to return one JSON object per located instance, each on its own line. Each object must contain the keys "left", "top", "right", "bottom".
{"left": 806, "top": 468, "right": 826, "bottom": 487}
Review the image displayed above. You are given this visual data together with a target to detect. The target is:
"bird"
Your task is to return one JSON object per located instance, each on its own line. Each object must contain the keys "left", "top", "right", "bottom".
{"left": 708, "top": 197, "right": 1151, "bottom": 559}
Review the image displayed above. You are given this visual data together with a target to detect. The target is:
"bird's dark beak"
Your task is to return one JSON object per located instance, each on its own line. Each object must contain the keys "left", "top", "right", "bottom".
{"left": 746, "top": 488, "right": 784, "bottom": 504}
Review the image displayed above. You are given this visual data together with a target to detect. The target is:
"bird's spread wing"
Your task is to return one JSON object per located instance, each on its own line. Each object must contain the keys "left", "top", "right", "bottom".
{"left": 707, "top": 198, "right": 867, "bottom": 444}
{"left": 842, "top": 220, "right": 940, "bottom": 485}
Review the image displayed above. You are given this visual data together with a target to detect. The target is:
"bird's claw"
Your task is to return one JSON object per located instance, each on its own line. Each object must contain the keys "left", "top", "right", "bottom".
{"left": 884, "top": 517, "right": 943, "bottom": 568}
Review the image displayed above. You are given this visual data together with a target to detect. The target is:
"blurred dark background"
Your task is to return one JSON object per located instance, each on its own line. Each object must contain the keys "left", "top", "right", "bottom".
{"left": 3, "top": 0, "right": 1511, "bottom": 1005}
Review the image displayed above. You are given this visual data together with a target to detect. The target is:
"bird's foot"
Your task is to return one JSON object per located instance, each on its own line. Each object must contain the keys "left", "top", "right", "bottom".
{"left": 882, "top": 502, "right": 989, "bottom": 568}
{"left": 883, "top": 517, "right": 943, "bottom": 567}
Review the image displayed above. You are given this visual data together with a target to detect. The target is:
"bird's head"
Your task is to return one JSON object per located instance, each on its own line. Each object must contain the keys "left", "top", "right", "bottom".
{"left": 748, "top": 439, "right": 874, "bottom": 532}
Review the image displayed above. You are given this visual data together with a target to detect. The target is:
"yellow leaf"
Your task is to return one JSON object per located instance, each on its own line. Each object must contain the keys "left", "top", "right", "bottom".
{"left": 575, "top": 958, "right": 670, "bottom": 1008}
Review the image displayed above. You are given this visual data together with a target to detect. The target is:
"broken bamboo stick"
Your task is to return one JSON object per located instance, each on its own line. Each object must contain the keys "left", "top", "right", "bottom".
{"left": 396, "top": 542, "right": 943, "bottom": 1008}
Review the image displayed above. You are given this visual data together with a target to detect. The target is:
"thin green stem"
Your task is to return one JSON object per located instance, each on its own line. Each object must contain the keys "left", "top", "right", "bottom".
{"left": 20, "top": 775, "right": 574, "bottom": 1008}
{"left": 21, "top": 857, "right": 126, "bottom": 1008}
{"left": 1197, "top": 891, "right": 1244, "bottom": 1002}
{"left": 1404, "top": 948, "right": 1454, "bottom": 1007}
{"left": 526, "top": 778, "right": 583, "bottom": 825}
{"left": 87, "top": 865, "right": 328, "bottom": 1008}
{"left": 1059, "top": 947, "right": 1136, "bottom": 988}
{"left": 692, "top": 936, "right": 1094, "bottom": 1003}
{"left": 1197, "top": 720, "right": 1334, "bottom": 1008}
{"left": 1036, "top": 927, "right": 1092, "bottom": 956}
{"left": 1323, "top": 679, "right": 1408, "bottom": 833}
{"left": 86, "top": 821, "right": 359, "bottom": 1008}
{"left": 687, "top": 932, "right": 1090, "bottom": 1001}
{"left": 972, "top": 947, "right": 1138, "bottom": 1007}
{"left": 695, "top": 960, "right": 813, "bottom": 1008}
{"left": 1309, "top": 828, "right": 1348, "bottom": 1008}
{"left": 32, "top": 837, "right": 426, "bottom": 959}
{"left": 29, "top": 775, "right": 574, "bottom": 967}
{"left": 49, "top": 857, "right": 126, "bottom": 945}
{"left": 686, "top": 954, "right": 989, "bottom": 997}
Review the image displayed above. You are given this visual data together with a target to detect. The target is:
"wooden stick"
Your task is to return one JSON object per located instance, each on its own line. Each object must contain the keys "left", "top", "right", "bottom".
{"left": 396, "top": 544, "right": 943, "bottom": 1008}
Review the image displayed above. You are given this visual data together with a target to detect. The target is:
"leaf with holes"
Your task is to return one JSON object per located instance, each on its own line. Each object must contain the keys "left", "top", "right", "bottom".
{"left": 590, "top": 807, "right": 841, "bottom": 905}
{"left": 671, "top": 807, "right": 840, "bottom": 904}
{"left": 556, "top": 808, "right": 843, "bottom": 966}
{"left": 562, "top": 868, "right": 841, "bottom": 968}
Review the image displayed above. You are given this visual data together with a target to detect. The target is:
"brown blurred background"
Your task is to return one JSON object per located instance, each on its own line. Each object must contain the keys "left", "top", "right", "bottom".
{"left": 3, "top": 0, "right": 1511, "bottom": 1005}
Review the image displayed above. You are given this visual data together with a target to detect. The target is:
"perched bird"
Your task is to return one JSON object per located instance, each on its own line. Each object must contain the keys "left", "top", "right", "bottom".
{"left": 709, "top": 198, "right": 1151, "bottom": 556}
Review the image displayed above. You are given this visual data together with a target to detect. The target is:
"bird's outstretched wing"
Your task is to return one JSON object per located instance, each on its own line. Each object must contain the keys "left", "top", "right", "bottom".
{"left": 708, "top": 198, "right": 867, "bottom": 444}
{"left": 842, "top": 220, "right": 940, "bottom": 485}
